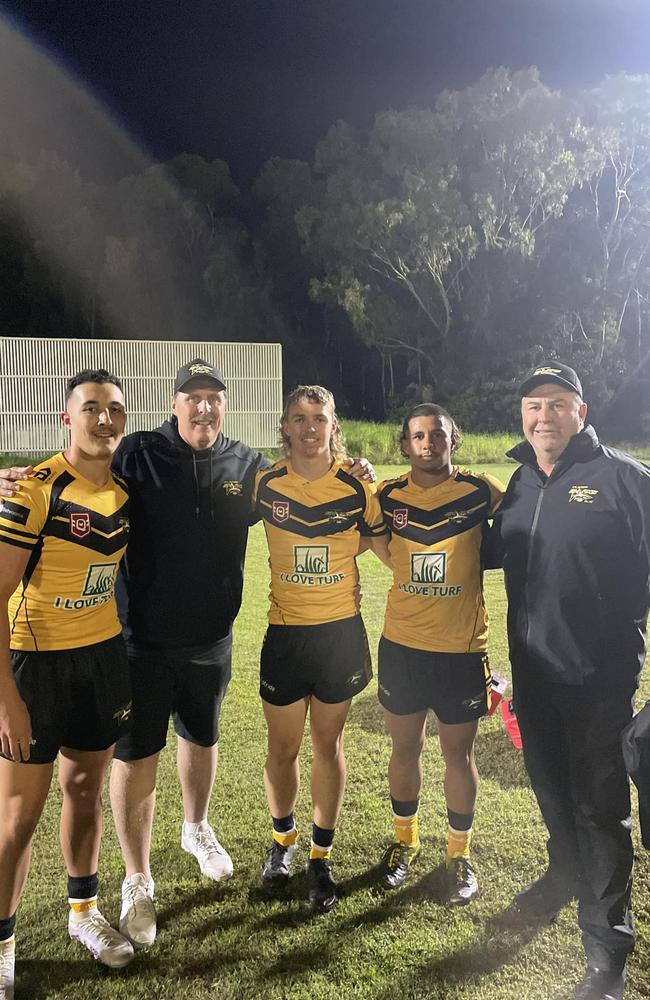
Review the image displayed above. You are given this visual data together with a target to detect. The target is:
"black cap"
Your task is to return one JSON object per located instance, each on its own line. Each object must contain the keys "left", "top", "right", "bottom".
{"left": 174, "top": 358, "right": 226, "bottom": 393}
{"left": 519, "top": 362, "right": 583, "bottom": 398}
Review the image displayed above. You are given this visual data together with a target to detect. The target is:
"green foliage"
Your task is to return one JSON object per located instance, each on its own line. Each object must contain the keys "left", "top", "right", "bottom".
{"left": 3, "top": 68, "right": 650, "bottom": 434}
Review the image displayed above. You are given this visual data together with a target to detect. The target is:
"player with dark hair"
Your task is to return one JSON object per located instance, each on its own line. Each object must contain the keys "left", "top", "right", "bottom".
{"left": 253, "top": 386, "right": 389, "bottom": 912}
{"left": 0, "top": 370, "right": 133, "bottom": 997}
{"left": 374, "top": 402, "right": 504, "bottom": 903}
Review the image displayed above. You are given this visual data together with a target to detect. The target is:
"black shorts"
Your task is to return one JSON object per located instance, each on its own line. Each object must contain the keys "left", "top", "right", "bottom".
{"left": 5, "top": 635, "right": 132, "bottom": 765}
{"left": 260, "top": 615, "right": 372, "bottom": 706}
{"left": 378, "top": 636, "right": 491, "bottom": 724}
{"left": 113, "top": 632, "right": 233, "bottom": 761}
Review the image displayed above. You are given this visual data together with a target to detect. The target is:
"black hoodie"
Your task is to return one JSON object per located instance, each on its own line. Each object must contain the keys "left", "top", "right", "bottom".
{"left": 112, "top": 418, "right": 269, "bottom": 649}
{"left": 494, "top": 425, "right": 650, "bottom": 689}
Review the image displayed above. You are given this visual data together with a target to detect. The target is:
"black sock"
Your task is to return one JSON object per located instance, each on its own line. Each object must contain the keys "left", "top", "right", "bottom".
{"left": 391, "top": 797, "right": 419, "bottom": 817}
{"left": 272, "top": 814, "right": 296, "bottom": 834}
{"left": 67, "top": 873, "right": 99, "bottom": 900}
{"left": 447, "top": 809, "right": 474, "bottom": 832}
{"left": 0, "top": 914, "right": 16, "bottom": 942}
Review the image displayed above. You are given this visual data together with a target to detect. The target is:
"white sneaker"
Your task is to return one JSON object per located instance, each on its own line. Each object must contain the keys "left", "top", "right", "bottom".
{"left": 68, "top": 906, "right": 134, "bottom": 968}
{"left": 181, "top": 820, "right": 233, "bottom": 882}
{"left": 0, "top": 937, "right": 15, "bottom": 1000}
{"left": 119, "top": 873, "right": 156, "bottom": 949}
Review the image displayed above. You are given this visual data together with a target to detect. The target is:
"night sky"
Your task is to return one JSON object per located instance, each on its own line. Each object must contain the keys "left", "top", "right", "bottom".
{"left": 2, "top": 0, "right": 650, "bottom": 183}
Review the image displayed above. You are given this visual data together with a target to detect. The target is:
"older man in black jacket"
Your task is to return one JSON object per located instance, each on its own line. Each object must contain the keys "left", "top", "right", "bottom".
{"left": 494, "top": 362, "right": 650, "bottom": 1000}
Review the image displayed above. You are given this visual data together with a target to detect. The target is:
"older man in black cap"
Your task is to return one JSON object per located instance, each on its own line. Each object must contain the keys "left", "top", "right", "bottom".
{"left": 494, "top": 362, "right": 650, "bottom": 1000}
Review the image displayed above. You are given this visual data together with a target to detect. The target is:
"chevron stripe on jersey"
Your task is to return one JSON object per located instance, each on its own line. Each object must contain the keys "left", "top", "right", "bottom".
{"left": 253, "top": 459, "right": 386, "bottom": 624}
{"left": 0, "top": 452, "right": 129, "bottom": 651}
{"left": 379, "top": 468, "right": 504, "bottom": 653}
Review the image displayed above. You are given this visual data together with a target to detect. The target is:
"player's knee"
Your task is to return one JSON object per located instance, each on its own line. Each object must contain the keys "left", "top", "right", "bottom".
{"left": 391, "top": 735, "right": 425, "bottom": 766}
{"left": 267, "top": 740, "right": 301, "bottom": 766}
{"left": 0, "top": 806, "right": 41, "bottom": 848}
{"left": 441, "top": 743, "right": 473, "bottom": 771}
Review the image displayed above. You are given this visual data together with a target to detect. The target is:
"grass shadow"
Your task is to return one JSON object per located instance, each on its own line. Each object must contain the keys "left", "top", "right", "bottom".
{"left": 474, "top": 727, "right": 529, "bottom": 788}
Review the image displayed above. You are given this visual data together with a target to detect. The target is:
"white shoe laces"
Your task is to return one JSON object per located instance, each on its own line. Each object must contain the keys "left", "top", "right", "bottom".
{"left": 74, "top": 911, "right": 122, "bottom": 948}
{"left": 123, "top": 877, "right": 153, "bottom": 913}
{"left": 192, "top": 826, "right": 225, "bottom": 859}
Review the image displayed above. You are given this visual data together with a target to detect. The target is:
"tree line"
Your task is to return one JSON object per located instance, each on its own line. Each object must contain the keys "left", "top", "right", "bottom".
{"left": 1, "top": 67, "right": 650, "bottom": 436}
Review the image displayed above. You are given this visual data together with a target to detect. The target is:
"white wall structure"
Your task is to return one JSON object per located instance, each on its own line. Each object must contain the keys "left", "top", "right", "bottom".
{"left": 0, "top": 338, "right": 283, "bottom": 454}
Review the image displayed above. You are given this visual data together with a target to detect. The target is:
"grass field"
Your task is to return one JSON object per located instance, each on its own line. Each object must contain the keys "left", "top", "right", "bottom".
{"left": 11, "top": 462, "right": 650, "bottom": 1000}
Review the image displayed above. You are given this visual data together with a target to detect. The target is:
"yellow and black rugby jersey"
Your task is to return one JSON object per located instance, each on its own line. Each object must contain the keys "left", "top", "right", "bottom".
{"left": 0, "top": 452, "right": 129, "bottom": 651}
{"left": 253, "top": 459, "right": 386, "bottom": 625}
{"left": 378, "top": 468, "right": 504, "bottom": 653}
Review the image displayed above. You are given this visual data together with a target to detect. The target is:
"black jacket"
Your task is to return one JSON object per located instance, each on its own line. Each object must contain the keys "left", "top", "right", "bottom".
{"left": 494, "top": 425, "right": 650, "bottom": 688}
{"left": 112, "top": 418, "right": 269, "bottom": 649}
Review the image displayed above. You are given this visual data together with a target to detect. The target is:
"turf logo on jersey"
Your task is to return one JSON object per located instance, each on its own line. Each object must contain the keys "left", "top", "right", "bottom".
{"left": 280, "top": 544, "right": 344, "bottom": 586}
{"left": 223, "top": 480, "right": 243, "bottom": 496}
{"left": 70, "top": 511, "right": 91, "bottom": 538}
{"left": 568, "top": 486, "right": 599, "bottom": 504}
{"left": 272, "top": 500, "right": 290, "bottom": 523}
{"left": 399, "top": 551, "right": 462, "bottom": 597}
{"left": 393, "top": 508, "right": 409, "bottom": 530}
{"left": 53, "top": 562, "right": 119, "bottom": 610}
{"left": 411, "top": 552, "right": 446, "bottom": 583}
{"left": 295, "top": 546, "right": 329, "bottom": 574}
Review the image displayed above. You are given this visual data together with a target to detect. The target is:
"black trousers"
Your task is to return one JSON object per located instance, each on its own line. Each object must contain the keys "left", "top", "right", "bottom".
{"left": 513, "top": 674, "right": 636, "bottom": 970}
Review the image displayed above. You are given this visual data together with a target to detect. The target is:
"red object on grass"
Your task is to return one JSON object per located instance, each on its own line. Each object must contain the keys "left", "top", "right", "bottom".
{"left": 501, "top": 698, "right": 523, "bottom": 749}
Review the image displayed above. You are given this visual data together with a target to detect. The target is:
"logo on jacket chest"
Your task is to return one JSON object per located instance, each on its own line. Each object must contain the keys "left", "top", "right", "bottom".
{"left": 568, "top": 486, "right": 599, "bottom": 504}
{"left": 223, "top": 480, "right": 243, "bottom": 496}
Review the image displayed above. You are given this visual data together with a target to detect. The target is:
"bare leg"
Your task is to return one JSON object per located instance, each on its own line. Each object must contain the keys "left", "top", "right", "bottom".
{"left": 109, "top": 754, "right": 159, "bottom": 880}
{"left": 262, "top": 698, "right": 308, "bottom": 818}
{"left": 0, "top": 757, "right": 53, "bottom": 917}
{"left": 59, "top": 746, "right": 115, "bottom": 877}
{"left": 437, "top": 719, "right": 480, "bottom": 815}
{"left": 177, "top": 737, "right": 219, "bottom": 823}
{"left": 309, "top": 698, "right": 351, "bottom": 829}
{"left": 384, "top": 710, "right": 428, "bottom": 802}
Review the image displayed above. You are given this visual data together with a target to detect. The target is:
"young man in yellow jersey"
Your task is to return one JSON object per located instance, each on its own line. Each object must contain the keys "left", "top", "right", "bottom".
{"left": 253, "top": 386, "right": 389, "bottom": 912}
{"left": 375, "top": 403, "right": 504, "bottom": 903}
{"left": 0, "top": 370, "right": 132, "bottom": 997}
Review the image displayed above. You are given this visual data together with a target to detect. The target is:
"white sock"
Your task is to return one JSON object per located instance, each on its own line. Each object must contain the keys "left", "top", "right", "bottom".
{"left": 183, "top": 819, "right": 208, "bottom": 835}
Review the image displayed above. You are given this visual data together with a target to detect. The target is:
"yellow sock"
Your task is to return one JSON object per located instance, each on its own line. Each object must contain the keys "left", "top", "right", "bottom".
{"left": 309, "top": 842, "right": 332, "bottom": 861}
{"left": 68, "top": 896, "right": 98, "bottom": 915}
{"left": 272, "top": 827, "right": 298, "bottom": 848}
{"left": 393, "top": 812, "right": 419, "bottom": 848}
{"left": 447, "top": 826, "right": 472, "bottom": 859}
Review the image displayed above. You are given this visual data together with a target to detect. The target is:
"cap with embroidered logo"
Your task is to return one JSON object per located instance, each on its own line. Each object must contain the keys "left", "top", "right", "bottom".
{"left": 174, "top": 359, "right": 226, "bottom": 393}
{"left": 519, "top": 362, "right": 583, "bottom": 398}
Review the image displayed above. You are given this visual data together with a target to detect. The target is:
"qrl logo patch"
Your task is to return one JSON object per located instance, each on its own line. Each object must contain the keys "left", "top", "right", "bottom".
{"left": 411, "top": 552, "right": 446, "bottom": 584}
{"left": 272, "top": 500, "right": 290, "bottom": 523}
{"left": 393, "top": 508, "right": 409, "bottom": 530}
{"left": 70, "top": 512, "right": 91, "bottom": 538}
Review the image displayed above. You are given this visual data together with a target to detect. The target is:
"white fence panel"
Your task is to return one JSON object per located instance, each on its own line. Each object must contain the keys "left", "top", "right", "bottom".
{"left": 0, "top": 338, "right": 283, "bottom": 453}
